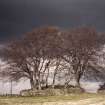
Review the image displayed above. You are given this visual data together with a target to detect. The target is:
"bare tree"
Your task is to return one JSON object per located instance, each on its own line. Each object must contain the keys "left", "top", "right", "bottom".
{"left": 59, "top": 27, "right": 103, "bottom": 88}
{"left": 1, "top": 26, "right": 104, "bottom": 91}
{"left": 1, "top": 26, "right": 62, "bottom": 90}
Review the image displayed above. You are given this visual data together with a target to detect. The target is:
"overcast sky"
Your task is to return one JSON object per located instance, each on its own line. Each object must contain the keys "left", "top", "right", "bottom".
{"left": 0, "top": 0, "right": 105, "bottom": 42}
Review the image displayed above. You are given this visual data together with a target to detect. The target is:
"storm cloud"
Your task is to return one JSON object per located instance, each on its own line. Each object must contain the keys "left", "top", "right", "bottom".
{"left": 0, "top": 0, "right": 105, "bottom": 42}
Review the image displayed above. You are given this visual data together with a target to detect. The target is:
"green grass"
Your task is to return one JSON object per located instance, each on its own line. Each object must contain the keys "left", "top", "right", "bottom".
{"left": 0, "top": 93, "right": 105, "bottom": 105}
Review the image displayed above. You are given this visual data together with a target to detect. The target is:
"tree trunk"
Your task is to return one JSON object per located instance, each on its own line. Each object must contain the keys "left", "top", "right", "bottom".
{"left": 37, "top": 79, "right": 42, "bottom": 90}
{"left": 45, "top": 68, "right": 49, "bottom": 88}
{"left": 75, "top": 70, "right": 84, "bottom": 92}
{"left": 75, "top": 71, "right": 81, "bottom": 87}
{"left": 73, "top": 59, "right": 84, "bottom": 89}
{"left": 52, "top": 72, "right": 56, "bottom": 89}
{"left": 30, "top": 78, "right": 36, "bottom": 90}
{"left": 52, "top": 61, "right": 59, "bottom": 88}
{"left": 36, "top": 71, "right": 42, "bottom": 90}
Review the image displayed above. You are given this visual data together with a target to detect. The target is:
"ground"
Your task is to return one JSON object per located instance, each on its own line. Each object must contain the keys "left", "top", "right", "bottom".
{"left": 0, "top": 93, "right": 105, "bottom": 105}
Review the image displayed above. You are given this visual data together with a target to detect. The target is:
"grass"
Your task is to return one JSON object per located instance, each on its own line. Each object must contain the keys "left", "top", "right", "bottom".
{"left": 0, "top": 93, "right": 105, "bottom": 105}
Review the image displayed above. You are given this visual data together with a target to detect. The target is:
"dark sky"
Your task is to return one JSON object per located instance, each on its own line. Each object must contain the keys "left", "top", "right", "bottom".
{"left": 0, "top": 0, "right": 105, "bottom": 42}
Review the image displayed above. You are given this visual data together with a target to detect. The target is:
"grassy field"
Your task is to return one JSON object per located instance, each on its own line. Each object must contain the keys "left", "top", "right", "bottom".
{"left": 0, "top": 93, "right": 105, "bottom": 105}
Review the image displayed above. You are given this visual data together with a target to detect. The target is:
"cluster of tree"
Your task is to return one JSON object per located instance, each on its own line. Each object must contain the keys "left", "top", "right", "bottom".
{"left": 1, "top": 26, "right": 105, "bottom": 90}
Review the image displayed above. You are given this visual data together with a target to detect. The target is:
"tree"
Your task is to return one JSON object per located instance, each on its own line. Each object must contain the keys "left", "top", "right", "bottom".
{"left": 1, "top": 26, "right": 62, "bottom": 90}
{"left": 1, "top": 26, "right": 104, "bottom": 91}
{"left": 59, "top": 27, "right": 103, "bottom": 88}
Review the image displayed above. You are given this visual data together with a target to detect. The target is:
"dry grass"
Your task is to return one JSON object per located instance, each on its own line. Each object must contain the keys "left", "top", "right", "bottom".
{"left": 0, "top": 93, "right": 105, "bottom": 105}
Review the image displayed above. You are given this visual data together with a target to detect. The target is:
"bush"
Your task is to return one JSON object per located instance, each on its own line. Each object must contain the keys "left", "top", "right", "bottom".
{"left": 20, "top": 87, "right": 82, "bottom": 96}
